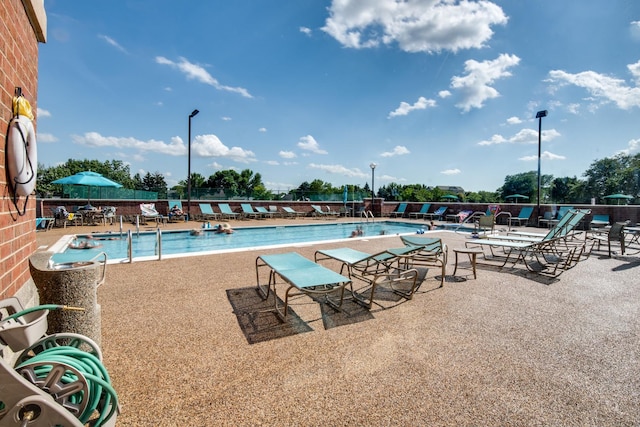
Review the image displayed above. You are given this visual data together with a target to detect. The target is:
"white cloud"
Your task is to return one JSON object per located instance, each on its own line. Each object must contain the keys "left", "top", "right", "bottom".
{"left": 322, "top": 0, "right": 507, "bottom": 53}
{"left": 631, "top": 21, "right": 640, "bottom": 42}
{"left": 98, "top": 34, "right": 128, "bottom": 54}
{"left": 300, "top": 26, "right": 312, "bottom": 36}
{"left": 265, "top": 160, "right": 279, "bottom": 166}
{"left": 258, "top": 127, "right": 267, "bottom": 132}
{"left": 191, "top": 134, "right": 256, "bottom": 163}
{"left": 388, "top": 96, "right": 436, "bottom": 118}
{"left": 380, "top": 145, "right": 410, "bottom": 157}
{"left": 547, "top": 60, "right": 640, "bottom": 110}
{"left": 438, "top": 90, "right": 451, "bottom": 98}
{"left": 73, "top": 132, "right": 185, "bottom": 155}
{"left": 478, "top": 128, "right": 561, "bottom": 146}
{"left": 279, "top": 150, "right": 297, "bottom": 159}
{"left": 297, "top": 135, "right": 328, "bottom": 154}
{"left": 36, "top": 108, "right": 51, "bottom": 118}
{"left": 36, "top": 132, "right": 58, "bottom": 143}
{"left": 451, "top": 53, "right": 520, "bottom": 112}
{"left": 309, "top": 163, "right": 368, "bottom": 178}
{"left": 441, "top": 168, "right": 461, "bottom": 175}
{"left": 506, "top": 116, "right": 521, "bottom": 125}
{"left": 221, "top": 117, "right": 232, "bottom": 121}
{"left": 72, "top": 131, "right": 256, "bottom": 163}
{"left": 617, "top": 138, "right": 640, "bottom": 155}
{"left": 156, "top": 56, "right": 252, "bottom": 98}
{"left": 519, "top": 151, "right": 566, "bottom": 161}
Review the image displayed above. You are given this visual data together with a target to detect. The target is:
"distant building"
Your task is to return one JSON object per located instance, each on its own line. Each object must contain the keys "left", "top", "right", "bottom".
{"left": 436, "top": 186, "right": 465, "bottom": 194}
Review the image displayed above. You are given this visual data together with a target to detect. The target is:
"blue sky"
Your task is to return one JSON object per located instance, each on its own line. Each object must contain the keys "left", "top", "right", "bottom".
{"left": 36, "top": 1, "right": 640, "bottom": 193}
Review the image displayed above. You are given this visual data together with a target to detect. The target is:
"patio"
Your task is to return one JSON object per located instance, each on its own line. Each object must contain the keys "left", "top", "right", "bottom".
{"left": 35, "top": 218, "right": 640, "bottom": 426}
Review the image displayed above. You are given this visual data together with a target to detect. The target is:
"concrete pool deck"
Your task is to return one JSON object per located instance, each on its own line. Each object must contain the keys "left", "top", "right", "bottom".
{"left": 35, "top": 217, "right": 640, "bottom": 426}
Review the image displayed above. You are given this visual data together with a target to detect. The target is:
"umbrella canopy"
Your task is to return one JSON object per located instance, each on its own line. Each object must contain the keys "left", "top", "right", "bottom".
{"left": 343, "top": 185, "right": 348, "bottom": 205}
{"left": 505, "top": 194, "right": 529, "bottom": 203}
{"left": 52, "top": 171, "right": 122, "bottom": 204}
{"left": 603, "top": 193, "right": 633, "bottom": 205}
{"left": 441, "top": 194, "right": 458, "bottom": 200}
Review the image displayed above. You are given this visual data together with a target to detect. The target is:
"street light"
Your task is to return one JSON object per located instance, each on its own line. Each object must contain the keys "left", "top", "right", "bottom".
{"left": 187, "top": 109, "right": 199, "bottom": 219}
{"left": 370, "top": 163, "right": 376, "bottom": 217}
{"left": 536, "top": 109, "right": 548, "bottom": 216}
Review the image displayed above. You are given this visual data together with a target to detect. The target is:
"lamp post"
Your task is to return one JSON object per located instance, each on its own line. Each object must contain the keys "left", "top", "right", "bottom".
{"left": 370, "top": 163, "right": 376, "bottom": 217}
{"left": 536, "top": 110, "right": 548, "bottom": 216}
{"left": 187, "top": 109, "right": 199, "bottom": 219}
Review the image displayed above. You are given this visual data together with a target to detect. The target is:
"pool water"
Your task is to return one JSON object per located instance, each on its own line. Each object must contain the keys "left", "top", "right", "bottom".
{"left": 51, "top": 221, "right": 440, "bottom": 264}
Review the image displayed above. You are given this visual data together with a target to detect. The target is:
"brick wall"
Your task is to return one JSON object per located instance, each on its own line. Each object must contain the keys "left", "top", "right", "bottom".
{"left": 0, "top": 0, "right": 46, "bottom": 302}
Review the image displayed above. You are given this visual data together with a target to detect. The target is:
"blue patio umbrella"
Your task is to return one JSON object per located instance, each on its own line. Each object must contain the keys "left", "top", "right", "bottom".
{"left": 343, "top": 185, "right": 348, "bottom": 205}
{"left": 52, "top": 171, "right": 122, "bottom": 204}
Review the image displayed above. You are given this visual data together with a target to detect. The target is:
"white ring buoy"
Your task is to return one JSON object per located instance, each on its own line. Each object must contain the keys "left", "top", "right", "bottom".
{"left": 7, "top": 115, "right": 37, "bottom": 196}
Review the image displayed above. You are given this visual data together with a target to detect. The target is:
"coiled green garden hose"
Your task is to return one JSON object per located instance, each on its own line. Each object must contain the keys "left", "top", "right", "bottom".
{"left": 16, "top": 346, "right": 118, "bottom": 426}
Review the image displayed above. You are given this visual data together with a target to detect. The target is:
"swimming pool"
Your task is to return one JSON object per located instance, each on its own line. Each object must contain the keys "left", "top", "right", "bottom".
{"left": 50, "top": 221, "right": 441, "bottom": 264}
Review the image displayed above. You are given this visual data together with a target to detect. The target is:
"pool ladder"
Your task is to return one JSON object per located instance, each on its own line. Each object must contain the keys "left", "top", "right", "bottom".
{"left": 360, "top": 210, "right": 375, "bottom": 222}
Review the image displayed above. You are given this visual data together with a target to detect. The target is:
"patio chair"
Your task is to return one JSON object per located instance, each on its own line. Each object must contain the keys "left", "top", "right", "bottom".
{"left": 409, "top": 203, "right": 431, "bottom": 220}
{"left": 198, "top": 203, "right": 220, "bottom": 221}
{"left": 589, "top": 221, "right": 627, "bottom": 257}
{"left": 282, "top": 206, "right": 305, "bottom": 218}
{"left": 168, "top": 200, "right": 186, "bottom": 222}
{"left": 477, "top": 214, "right": 495, "bottom": 236}
{"left": 255, "top": 206, "right": 274, "bottom": 219}
{"left": 315, "top": 246, "right": 420, "bottom": 309}
{"left": 538, "top": 211, "right": 554, "bottom": 228}
{"left": 240, "top": 203, "right": 262, "bottom": 219}
{"left": 399, "top": 236, "right": 448, "bottom": 287}
{"left": 424, "top": 206, "right": 448, "bottom": 221}
{"left": 218, "top": 203, "right": 240, "bottom": 220}
{"left": 589, "top": 214, "right": 610, "bottom": 229}
{"left": 139, "top": 203, "right": 163, "bottom": 225}
{"left": 268, "top": 205, "right": 282, "bottom": 218}
{"left": 508, "top": 206, "right": 534, "bottom": 227}
{"left": 311, "top": 204, "right": 329, "bottom": 219}
{"left": 389, "top": 203, "right": 408, "bottom": 218}
{"left": 255, "top": 252, "right": 351, "bottom": 319}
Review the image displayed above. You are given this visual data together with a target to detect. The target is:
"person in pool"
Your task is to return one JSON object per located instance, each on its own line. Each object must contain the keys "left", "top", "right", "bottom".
{"left": 214, "top": 223, "right": 234, "bottom": 234}
{"left": 69, "top": 238, "right": 102, "bottom": 249}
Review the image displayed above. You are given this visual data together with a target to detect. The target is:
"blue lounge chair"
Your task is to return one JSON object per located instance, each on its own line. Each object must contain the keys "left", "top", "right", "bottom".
{"left": 399, "top": 236, "right": 448, "bottom": 287}
{"left": 315, "top": 246, "right": 420, "bottom": 309}
{"left": 256, "top": 252, "right": 351, "bottom": 319}
{"left": 199, "top": 203, "right": 220, "bottom": 221}
{"left": 409, "top": 203, "right": 431, "bottom": 220}
{"left": 424, "top": 206, "right": 448, "bottom": 221}
{"left": 255, "top": 206, "right": 274, "bottom": 219}
{"left": 508, "top": 206, "right": 534, "bottom": 227}
{"left": 389, "top": 203, "right": 408, "bottom": 218}
{"left": 218, "top": 203, "right": 239, "bottom": 220}
{"left": 311, "top": 204, "right": 329, "bottom": 219}
{"left": 589, "top": 214, "right": 610, "bottom": 229}
{"left": 282, "top": 206, "right": 305, "bottom": 218}
{"left": 240, "top": 203, "right": 262, "bottom": 219}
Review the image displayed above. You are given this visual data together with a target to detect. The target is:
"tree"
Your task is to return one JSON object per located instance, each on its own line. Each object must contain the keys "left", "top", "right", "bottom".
{"left": 37, "top": 159, "right": 135, "bottom": 197}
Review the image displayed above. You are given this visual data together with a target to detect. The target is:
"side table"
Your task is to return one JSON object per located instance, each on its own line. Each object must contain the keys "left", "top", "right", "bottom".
{"left": 452, "top": 248, "right": 483, "bottom": 280}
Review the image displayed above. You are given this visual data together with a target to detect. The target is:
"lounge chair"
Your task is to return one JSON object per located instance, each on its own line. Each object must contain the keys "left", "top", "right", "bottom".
{"left": 255, "top": 252, "right": 351, "bottom": 319}
{"left": 314, "top": 246, "right": 420, "bottom": 309}
{"left": 589, "top": 221, "right": 627, "bottom": 257}
{"left": 425, "top": 206, "right": 448, "bottom": 221}
{"left": 140, "top": 203, "right": 163, "bottom": 225}
{"left": 240, "top": 203, "right": 262, "bottom": 219}
{"left": 168, "top": 200, "right": 186, "bottom": 222}
{"left": 311, "top": 204, "right": 329, "bottom": 219}
{"left": 464, "top": 210, "right": 590, "bottom": 277}
{"left": 282, "top": 206, "right": 305, "bottom": 218}
{"left": 389, "top": 203, "right": 407, "bottom": 218}
{"left": 255, "top": 206, "right": 274, "bottom": 219}
{"left": 409, "top": 203, "right": 431, "bottom": 220}
{"left": 589, "top": 214, "right": 610, "bottom": 229}
{"left": 268, "top": 205, "right": 281, "bottom": 218}
{"left": 399, "top": 236, "right": 448, "bottom": 287}
{"left": 199, "top": 203, "right": 220, "bottom": 221}
{"left": 540, "top": 206, "right": 574, "bottom": 229}
{"left": 538, "top": 211, "right": 554, "bottom": 228}
{"left": 508, "top": 206, "right": 534, "bottom": 227}
{"left": 218, "top": 203, "right": 239, "bottom": 220}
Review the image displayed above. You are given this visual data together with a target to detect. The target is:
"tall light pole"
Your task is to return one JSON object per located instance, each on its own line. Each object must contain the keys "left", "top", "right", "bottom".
{"left": 187, "top": 109, "right": 199, "bottom": 219}
{"left": 370, "top": 163, "right": 376, "bottom": 217}
{"left": 536, "top": 110, "right": 548, "bottom": 217}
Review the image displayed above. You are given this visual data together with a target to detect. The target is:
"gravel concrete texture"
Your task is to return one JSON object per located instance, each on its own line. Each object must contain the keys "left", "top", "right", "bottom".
{"left": 35, "top": 219, "right": 640, "bottom": 426}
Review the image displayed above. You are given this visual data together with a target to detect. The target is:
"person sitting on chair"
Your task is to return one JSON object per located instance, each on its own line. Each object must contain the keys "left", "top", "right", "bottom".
{"left": 169, "top": 204, "right": 184, "bottom": 220}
